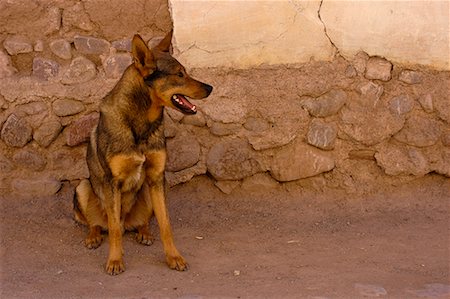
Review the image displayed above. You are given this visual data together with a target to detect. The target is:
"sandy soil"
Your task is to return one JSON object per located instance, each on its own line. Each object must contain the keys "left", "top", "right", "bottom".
{"left": 1, "top": 175, "right": 449, "bottom": 299}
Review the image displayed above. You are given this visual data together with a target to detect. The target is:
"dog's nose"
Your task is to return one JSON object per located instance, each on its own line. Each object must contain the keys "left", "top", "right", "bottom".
{"left": 204, "top": 84, "right": 213, "bottom": 96}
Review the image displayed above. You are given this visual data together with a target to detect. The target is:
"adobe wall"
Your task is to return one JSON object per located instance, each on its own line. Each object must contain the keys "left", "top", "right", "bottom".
{"left": 170, "top": 0, "right": 449, "bottom": 70}
{"left": 0, "top": 0, "right": 449, "bottom": 196}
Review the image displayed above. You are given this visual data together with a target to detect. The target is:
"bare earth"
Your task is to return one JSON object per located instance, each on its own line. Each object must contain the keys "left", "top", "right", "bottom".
{"left": 1, "top": 175, "right": 449, "bottom": 299}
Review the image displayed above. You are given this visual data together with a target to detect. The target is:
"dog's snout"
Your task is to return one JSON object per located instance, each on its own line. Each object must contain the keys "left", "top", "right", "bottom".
{"left": 204, "top": 83, "right": 213, "bottom": 96}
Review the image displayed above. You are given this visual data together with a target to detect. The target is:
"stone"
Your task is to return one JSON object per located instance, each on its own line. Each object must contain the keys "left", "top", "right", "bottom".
{"left": 165, "top": 161, "right": 207, "bottom": 187}
{"left": 12, "top": 102, "right": 49, "bottom": 130}
{"left": 247, "top": 122, "right": 296, "bottom": 151}
{"left": 442, "top": 131, "right": 450, "bottom": 147}
{"left": 389, "top": 95, "right": 414, "bottom": 116}
{"left": 13, "top": 149, "right": 46, "bottom": 171}
{"left": 210, "top": 122, "right": 241, "bottom": 136}
{"left": 214, "top": 180, "right": 240, "bottom": 194}
{"left": 0, "top": 95, "right": 6, "bottom": 110}
{"left": 365, "top": 56, "right": 392, "bottom": 81}
{"left": 434, "top": 93, "right": 450, "bottom": 123}
{"left": 48, "top": 147, "right": 89, "bottom": 180}
{"left": 166, "top": 134, "right": 201, "bottom": 172}
{"left": 432, "top": 148, "right": 450, "bottom": 177}
{"left": 74, "top": 35, "right": 110, "bottom": 55}
{"left": 241, "top": 173, "right": 279, "bottom": 192}
{"left": 348, "top": 149, "right": 376, "bottom": 160}
{"left": 181, "top": 111, "right": 206, "bottom": 127}
{"left": 12, "top": 177, "right": 61, "bottom": 196}
{"left": 45, "top": 6, "right": 62, "bottom": 35}
{"left": 32, "top": 57, "right": 60, "bottom": 81}
{"left": 65, "top": 112, "right": 99, "bottom": 146}
{"left": 418, "top": 94, "right": 433, "bottom": 113}
{"left": 0, "top": 50, "right": 17, "bottom": 78}
{"left": 50, "top": 39, "right": 72, "bottom": 60}
{"left": 345, "top": 65, "right": 357, "bottom": 78}
{"left": 207, "top": 139, "right": 262, "bottom": 181}
{"left": 166, "top": 108, "right": 184, "bottom": 122}
{"left": 1, "top": 114, "right": 32, "bottom": 148}
{"left": 163, "top": 115, "right": 178, "bottom": 138}
{"left": 102, "top": 53, "right": 132, "bottom": 79}
{"left": 247, "top": 103, "right": 309, "bottom": 151}
{"left": 407, "top": 283, "right": 450, "bottom": 298}
{"left": 394, "top": 115, "right": 441, "bottom": 147}
{"left": 112, "top": 39, "right": 132, "bottom": 52}
{"left": 34, "top": 40, "right": 44, "bottom": 52}
{"left": 52, "top": 99, "right": 84, "bottom": 117}
{"left": 300, "top": 89, "right": 347, "bottom": 117}
{"left": 270, "top": 141, "right": 335, "bottom": 182}
{"left": 356, "top": 81, "right": 384, "bottom": 108}
{"left": 63, "top": 3, "right": 95, "bottom": 32}
{"left": 3, "top": 35, "right": 33, "bottom": 55}
{"left": 17, "top": 101, "right": 47, "bottom": 115}
{"left": 354, "top": 283, "right": 387, "bottom": 297}
{"left": 307, "top": 119, "right": 337, "bottom": 150}
{"left": 61, "top": 56, "right": 97, "bottom": 85}
{"left": 375, "top": 145, "right": 429, "bottom": 176}
{"left": 33, "top": 119, "right": 62, "bottom": 147}
{"left": 24, "top": 111, "right": 49, "bottom": 130}
{"left": 148, "top": 36, "right": 165, "bottom": 49}
{"left": 0, "top": 155, "right": 14, "bottom": 173}
{"left": 340, "top": 106, "right": 404, "bottom": 146}
{"left": 203, "top": 97, "right": 247, "bottom": 124}
{"left": 399, "top": 70, "right": 422, "bottom": 84}
{"left": 244, "top": 117, "right": 270, "bottom": 133}
{"left": 352, "top": 51, "right": 369, "bottom": 74}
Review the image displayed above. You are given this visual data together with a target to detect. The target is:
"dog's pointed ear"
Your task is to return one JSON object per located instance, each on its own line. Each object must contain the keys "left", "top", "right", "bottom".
{"left": 154, "top": 30, "right": 173, "bottom": 53}
{"left": 132, "top": 34, "right": 156, "bottom": 77}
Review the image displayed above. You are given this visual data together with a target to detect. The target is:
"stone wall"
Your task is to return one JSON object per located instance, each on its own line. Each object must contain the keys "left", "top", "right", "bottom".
{"left": 0, "top": 0, "right": 172, "bottom": 195}
{"left": 1, "top": 1, "right": 449, "bottom": 196}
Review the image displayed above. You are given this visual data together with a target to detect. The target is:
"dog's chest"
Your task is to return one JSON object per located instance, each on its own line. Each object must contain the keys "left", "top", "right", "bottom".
{"left": 109, "top": 153, "right": 146, "bottom": 193}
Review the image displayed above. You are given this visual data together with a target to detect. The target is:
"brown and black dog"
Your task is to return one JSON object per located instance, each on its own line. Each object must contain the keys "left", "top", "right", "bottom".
{"left": 73, "top": 31, "right": 213, "bottom": 275}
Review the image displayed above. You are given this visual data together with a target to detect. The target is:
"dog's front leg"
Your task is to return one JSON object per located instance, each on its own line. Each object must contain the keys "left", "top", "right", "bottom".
{"left": 146, "top": 150, "right": 187, "bottom": 271}
{"left": 104, "top": 185, "right": 125, "bottom": 275}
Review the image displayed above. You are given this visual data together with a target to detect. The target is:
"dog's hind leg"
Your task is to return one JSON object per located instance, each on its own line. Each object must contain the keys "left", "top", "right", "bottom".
{"left": 74, "top": 179, "right": 107, "bottom": 249}
{"left": 125, "top": 182, "right": 154, "bottom": 245}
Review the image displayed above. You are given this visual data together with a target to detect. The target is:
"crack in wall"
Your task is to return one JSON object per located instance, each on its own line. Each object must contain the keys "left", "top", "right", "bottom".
{"left": 317, "top": 0, "right": 340, "bottom": 58}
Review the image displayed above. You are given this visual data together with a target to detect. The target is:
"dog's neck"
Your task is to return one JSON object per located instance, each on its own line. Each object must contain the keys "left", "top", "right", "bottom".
{"left": 147, "top": 89, "right": 164, "bottom": 123}
{"left": 118, "top": 67, "right": 164, "bottom": 124}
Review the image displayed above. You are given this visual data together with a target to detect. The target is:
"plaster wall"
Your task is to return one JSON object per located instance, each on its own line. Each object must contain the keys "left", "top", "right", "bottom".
{"left": 169, "top": 0, "right": 450, "bottom": 70}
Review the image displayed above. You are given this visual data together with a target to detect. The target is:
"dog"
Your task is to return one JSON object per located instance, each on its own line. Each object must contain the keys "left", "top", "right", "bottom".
{"left": 73, "top": 31, "right": 213, "bottom": 275}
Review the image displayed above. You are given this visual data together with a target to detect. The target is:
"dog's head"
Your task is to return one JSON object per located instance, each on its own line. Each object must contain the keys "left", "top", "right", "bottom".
{"left": 131, "top": 32, "right": 213, "bottom": 115}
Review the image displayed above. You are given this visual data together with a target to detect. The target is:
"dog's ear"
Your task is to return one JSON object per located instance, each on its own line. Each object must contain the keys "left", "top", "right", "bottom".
{"left": 154, "top": 30, "right": 172, "bottom": 53}
{"left": 132, "top": 34, "right": 156, "bottom": 77}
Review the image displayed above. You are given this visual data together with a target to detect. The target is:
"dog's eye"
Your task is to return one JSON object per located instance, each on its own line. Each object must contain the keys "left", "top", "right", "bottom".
{"left": 177, "top": 72, "right": 184, "bottom": 78}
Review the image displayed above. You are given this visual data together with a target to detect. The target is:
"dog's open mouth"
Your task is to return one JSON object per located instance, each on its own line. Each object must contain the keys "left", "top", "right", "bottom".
{"left": 171, "top": 94, "right": 197, "bottom": 114}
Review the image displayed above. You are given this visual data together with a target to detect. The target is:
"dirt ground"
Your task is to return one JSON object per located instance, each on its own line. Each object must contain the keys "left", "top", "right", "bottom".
{"left": 1, "top": 175, "right": 449, "bottom": 299}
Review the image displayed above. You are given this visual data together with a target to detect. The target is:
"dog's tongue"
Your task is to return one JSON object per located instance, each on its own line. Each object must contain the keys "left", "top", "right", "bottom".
{"left": 172, "top": 94, "right": 197, "bottom": 114}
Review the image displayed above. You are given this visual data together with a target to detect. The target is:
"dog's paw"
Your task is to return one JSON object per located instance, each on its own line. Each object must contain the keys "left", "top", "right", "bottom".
{"left": 106, "top": 259, "right": 125, "bottom": 275}
{"left": 85, "top": 235, "right": 103, "bottom": 249}
{"left": 166, "top": 255, "right": 188, "bottom": 271}
{"left": 135, "top": 231, "right": 154, "bottom": 246}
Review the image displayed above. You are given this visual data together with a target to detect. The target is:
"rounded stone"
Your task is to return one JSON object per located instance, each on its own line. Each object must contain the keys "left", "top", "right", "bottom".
{"left": 166, "top": 135, "right": 201, "bottom": 172}
{"left": 1, "top": 114, "right": 32, "bottom": 148}
{"left": 207, "top": 139, "right": 262, "bottom": 181}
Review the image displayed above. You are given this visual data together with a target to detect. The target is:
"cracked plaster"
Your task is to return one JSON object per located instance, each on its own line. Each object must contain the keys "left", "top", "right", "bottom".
{"left": 169, "top": 0, "right": 334, "bottom": 69}
{"left": 169, "top": 0, "right": 449, "bottom": 70}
